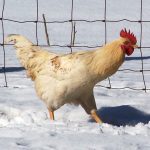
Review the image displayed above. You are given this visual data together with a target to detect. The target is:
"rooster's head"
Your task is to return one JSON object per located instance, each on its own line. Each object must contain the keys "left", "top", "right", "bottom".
{"left": 120, "top": 28, "right": 138, "bottom": 56}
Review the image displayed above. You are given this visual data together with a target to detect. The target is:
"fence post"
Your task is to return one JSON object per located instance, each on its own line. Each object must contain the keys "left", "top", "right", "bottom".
{"left": 1, "top": 0, "right": 7, "bottom": 87}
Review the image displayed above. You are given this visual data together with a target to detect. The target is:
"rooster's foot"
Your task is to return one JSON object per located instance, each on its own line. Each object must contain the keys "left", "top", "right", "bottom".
{"left": 91, "top": 109, "right": 103, "bottom": 124}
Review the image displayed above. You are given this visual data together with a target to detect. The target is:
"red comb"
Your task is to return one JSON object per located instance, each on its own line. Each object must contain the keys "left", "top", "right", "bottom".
{"left": 120, "top": 28, "right": 137, "bottom": 45}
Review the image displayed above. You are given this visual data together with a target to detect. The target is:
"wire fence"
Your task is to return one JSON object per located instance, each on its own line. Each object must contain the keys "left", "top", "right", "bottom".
{"left": 0, "top": 0, "right": 150, "bottom": 92}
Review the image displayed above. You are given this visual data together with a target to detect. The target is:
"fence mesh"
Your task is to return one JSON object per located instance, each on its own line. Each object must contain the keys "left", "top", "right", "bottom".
{"left": 0, "top": 0, "right": 149, "bottom": 92}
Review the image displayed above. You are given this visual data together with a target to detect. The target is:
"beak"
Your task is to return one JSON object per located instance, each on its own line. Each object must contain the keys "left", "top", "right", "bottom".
{"left": 133, "top": 44, "right": 138, "bottom": 49}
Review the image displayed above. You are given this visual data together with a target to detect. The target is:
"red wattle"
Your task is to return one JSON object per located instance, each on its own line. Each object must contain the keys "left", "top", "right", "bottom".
{"left": 121, "top": 45, "right": 134, "bottom": 56}
{"left": 126, "top": 47, "right": 134, "bottom": 56}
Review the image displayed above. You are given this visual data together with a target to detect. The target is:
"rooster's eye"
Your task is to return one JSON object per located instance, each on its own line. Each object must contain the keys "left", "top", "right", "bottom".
{"left": 124, "top": 41, "right": 130, "bottom": 45}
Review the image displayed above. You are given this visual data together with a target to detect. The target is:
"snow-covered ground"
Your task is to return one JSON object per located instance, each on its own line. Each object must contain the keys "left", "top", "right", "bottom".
{"left": 0, "top": 0, "right": 150, "bottom": 149}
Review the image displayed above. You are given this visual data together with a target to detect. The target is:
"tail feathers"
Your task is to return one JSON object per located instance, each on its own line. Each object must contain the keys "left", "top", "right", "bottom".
{"left": 5, "top": 34, "right": 33, "bottom": 47}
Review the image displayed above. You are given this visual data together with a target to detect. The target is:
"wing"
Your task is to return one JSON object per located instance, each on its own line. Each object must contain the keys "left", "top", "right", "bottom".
{"left": 37, "top": 51, "right": 91, "bottom": 81}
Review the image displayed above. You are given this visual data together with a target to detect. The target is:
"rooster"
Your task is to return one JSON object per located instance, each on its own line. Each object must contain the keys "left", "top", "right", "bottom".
{"left": 5, "top": 28, "right": 137, "bottom": 123}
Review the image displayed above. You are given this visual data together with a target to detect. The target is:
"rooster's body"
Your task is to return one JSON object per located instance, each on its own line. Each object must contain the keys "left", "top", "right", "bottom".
{"left": 5, "top": 29, "right": 137, "bottom": 123}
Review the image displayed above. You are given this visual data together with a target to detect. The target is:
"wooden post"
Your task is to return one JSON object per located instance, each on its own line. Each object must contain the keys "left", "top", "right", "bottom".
{"left": 72, "top": 21, "right": 77, "bottom": 46}
{"left": 42, "top": 14, "right": 50, "bottom": 46}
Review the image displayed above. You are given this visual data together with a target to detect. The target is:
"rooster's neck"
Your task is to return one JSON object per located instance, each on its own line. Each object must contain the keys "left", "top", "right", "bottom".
{"left": 90, "top": 38, "right": 125, "bottom": 83}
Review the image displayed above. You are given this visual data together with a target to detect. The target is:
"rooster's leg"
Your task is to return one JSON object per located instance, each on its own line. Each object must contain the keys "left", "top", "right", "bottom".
{"left": 48, "top": 110, "right": 55, "bottom": 120}
{"left": 91, "top": 109, "right": 102, "bottom": 123}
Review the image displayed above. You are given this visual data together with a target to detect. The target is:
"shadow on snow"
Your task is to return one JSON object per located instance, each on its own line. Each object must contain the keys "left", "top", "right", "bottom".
{"left": 125, "top": 56, "right": 150, "bottom": 61}
{"left": 90, "top": 105, "right": 150, "bottom": 126}
{"left": 0, "top": 67, "right": 24, "bottom": 73}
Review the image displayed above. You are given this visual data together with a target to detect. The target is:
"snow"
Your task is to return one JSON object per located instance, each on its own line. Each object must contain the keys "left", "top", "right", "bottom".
{"left": 0, "top": 0, "right": 150, "bottom": 149}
